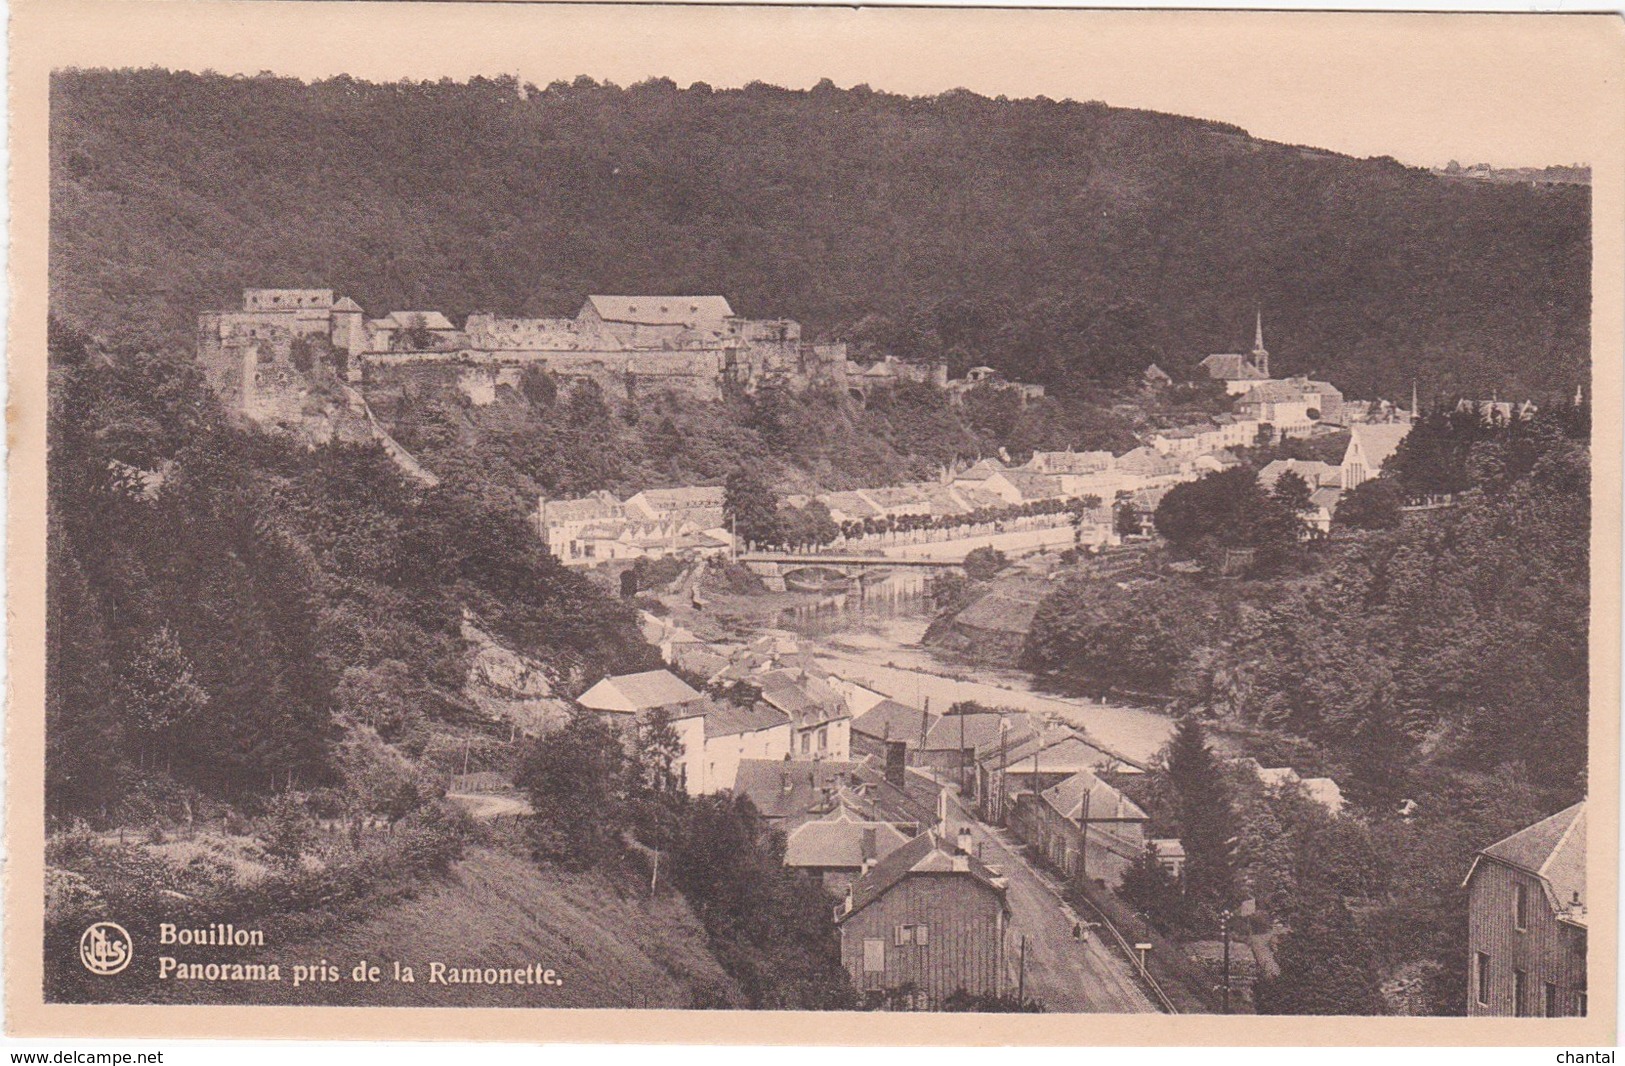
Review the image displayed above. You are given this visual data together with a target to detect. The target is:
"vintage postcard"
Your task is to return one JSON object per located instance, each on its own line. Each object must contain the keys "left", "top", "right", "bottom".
{"left": 6, "top": 0, "right": 1623, "bottom": 1047}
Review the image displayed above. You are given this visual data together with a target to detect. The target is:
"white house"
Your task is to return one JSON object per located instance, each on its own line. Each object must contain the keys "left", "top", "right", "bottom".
{"left": 1341, "top": 422, "right": 1413, "bottom": 490}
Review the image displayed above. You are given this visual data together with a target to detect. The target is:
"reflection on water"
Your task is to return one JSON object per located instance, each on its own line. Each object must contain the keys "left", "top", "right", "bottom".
{"left": 779, "top": 570, "right": 933, "bottom": 636}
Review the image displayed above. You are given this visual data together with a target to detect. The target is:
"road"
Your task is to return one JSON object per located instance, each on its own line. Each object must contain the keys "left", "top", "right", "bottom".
{"left": 950, "top": 799, "right": 1158, "bottom": 1013}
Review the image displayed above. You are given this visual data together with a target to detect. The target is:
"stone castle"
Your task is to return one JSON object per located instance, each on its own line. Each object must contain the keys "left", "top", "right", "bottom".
{"left": 196, "top": 289, "right": 1042, "bottom": 432}
{"left": 197, "top": 289, "right": 866, "bottom": 428}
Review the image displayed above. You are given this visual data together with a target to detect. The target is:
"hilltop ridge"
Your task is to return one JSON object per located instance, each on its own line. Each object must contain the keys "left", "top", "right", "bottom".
{"left": 51, "top": 69, "right": 1588, "bottom": 401}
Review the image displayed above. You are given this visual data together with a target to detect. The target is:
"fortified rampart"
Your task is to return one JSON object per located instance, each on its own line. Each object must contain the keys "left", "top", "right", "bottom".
{"left": 200, "top": 289, "right": 936, "bottom": 428}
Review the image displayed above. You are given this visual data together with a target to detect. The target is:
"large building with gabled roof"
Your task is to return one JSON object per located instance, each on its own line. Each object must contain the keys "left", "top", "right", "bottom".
{"left": 834, "top": 829, "right": 1011, "bottom": 1007}
{"left": 1464, "top": 801, "right": 1587, "bottom": 1017}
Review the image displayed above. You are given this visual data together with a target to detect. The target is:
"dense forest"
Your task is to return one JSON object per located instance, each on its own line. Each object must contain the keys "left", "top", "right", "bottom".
{"left": 46, "top": 321, "right": 658, "bottom": 821}
{"left": 52, "top": 69, "right": 1588, "bottom": 400}
{"left": 393, "top": 374, "right": 1140, "bottom": 501}
{"left": 1026, "top": 405, "right": 1590, "bottom": 797}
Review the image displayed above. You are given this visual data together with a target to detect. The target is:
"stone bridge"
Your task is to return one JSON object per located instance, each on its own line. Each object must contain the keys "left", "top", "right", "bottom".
{"left": 738, "top": 552, "right": 963, "bottom": 592}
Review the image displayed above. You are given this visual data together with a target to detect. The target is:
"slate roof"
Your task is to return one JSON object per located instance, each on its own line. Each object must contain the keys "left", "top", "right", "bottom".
{"left": 1239, "top": 380, "right": 1313, "bottom": 405}
{"left": 992, "top": 732, "right": 1121, "bottom": 775}
{"left": 586, "top": 295, "right": 734, "bottom": 326}
{"left": 1026, "top": 450, "right": 1115, "bottom": 475}
{"left": 576, "top": 669, "right": 703, "bottom": 714}
{"left": 703, "top": 702, "right": 789, "bottom": 739}
{"left": 1470, "top": 801, "right": 1586, "bottom": 923}
{"left": 852, "top": 699, "right": 939, "bottom": 744}
{"left": 839, "top": 830, "right": 1008, "bottom": 920}
{"left": 539, "top": 491, "right": 623, "bottom": 525}
{"left": 994, "top": 469, "right": 1066, "bottom": 501}
{"left": 1200, "top": 353, "right": 1267, "bottom": 380}
{"left": 783, "top": 808, "right": 910, "bottom": 870}
{"left": 732, "top": 759, "right": 874, "bottom": 821}
{"left": 922, "top": 712, "right": 1027, "bottom": 753}
{"left": 1258, "top": 459, "right": 1343, "bottom": 491}
{"left": 1308, "top": 487, "right": 1343, "bottom": 512}
{"left": 1040, "top": 770, "right": 1149, "bottom": 823}
{"left": 629, "top": 486, "right": 726, "bottom": 511}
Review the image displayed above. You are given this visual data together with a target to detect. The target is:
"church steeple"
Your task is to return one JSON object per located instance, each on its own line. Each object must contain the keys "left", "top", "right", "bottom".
{"left": 1250, "top": 309, "right": 1269, "bottom": 378}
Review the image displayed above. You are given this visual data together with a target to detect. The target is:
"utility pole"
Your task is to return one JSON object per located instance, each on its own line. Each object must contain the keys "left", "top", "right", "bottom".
{"left": 958, "top": 706, "right": 966, "bottom": 797}
{"left": 998, "top": 716, "right": 1009, "bottom": 824}
{"left": 1220, "top": 907, "right": 1233, "bottom": 1015}
{"left": 1079, "top": 787, "right": 1091, "bottom": 885}
{"left": 1017, "top": 935, "right": 1028, "bottom": 1006}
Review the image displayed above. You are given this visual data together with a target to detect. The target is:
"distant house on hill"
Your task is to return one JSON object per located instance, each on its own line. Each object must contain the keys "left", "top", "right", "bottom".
{"left": 834, "top": 829, "right": 1012, "bottom": 1008}
{"left": 1200, "top": 313, "right": 1272, "bottom": 394}
{"left": 1341, "top": 422, "right": 1412, "bottom": 489}
{"left": 623, "top": 485, "right": 726, "bottom": 526}
{"left": 1243, "top": 760, "right": 1346, "bottom": 816}
{"left": 1464, "top": 801, "right": 1587, "bottom": 1017}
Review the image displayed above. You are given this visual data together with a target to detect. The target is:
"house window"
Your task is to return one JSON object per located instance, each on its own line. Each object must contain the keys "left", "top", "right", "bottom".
{"left": 1514, "top": 882, "right": 1529, "bottom": 931}
{"left": 1544, "top": 981, "right": 1559, "bottom": 1018}
{"left": 862, "top": 939, "right": 885, "bottom": 973}
{"left": 894, "top": 924, "right": 929, "bottom": 946}
{"left": 1475, "top": 952, "right": 1491, "bottom": 1007}
{"left": 801, "top": 734, "right": 811, "bottom": 754}
{"left": 1513, "top": 968, "right": 1528, "bottom": 1016}
{"left": 1576, "top": 990, "right": 1587, "bottom": 1016}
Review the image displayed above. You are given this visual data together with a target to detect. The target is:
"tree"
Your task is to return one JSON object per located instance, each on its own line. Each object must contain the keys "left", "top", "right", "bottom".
{"left": 1253, "top": 891, "right": 1383, "bottom": 1015}
{"left": 1115, "top": 499, "right": 1141, "bottom": 539}
{"left": 515, "top": 710, "right": 629, "bottom": 868}
{"left": 117, "top": 626, "right": 209, "bottom": 773}
{"left": 635, "top": 707, "right": 686, "bottom": 794}
{"left": 725, "top": 467, "right": 781, "bottom": 548}
{"left": 963, "top": 546, "right": 1008, "bottom": 581}
{"left": 1154, "top": 467, "right": 1300, "bottom": 571}
{"left": 1335, "top": 477, "right": 1404, "bottom": 530}
{"left": 1271, "top": 470, "right": 1313, "bottom": 517}
{"left": 1118, "top": 842, "right": 1189, "bottom": 931}
{"left": 1164, "top": 716, "right": 1236, "bottom": 908}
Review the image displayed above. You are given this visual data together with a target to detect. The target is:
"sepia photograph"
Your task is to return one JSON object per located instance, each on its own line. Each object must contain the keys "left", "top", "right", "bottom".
{"left": 6, "top": 0, "right": 1622, "bottom": 1047}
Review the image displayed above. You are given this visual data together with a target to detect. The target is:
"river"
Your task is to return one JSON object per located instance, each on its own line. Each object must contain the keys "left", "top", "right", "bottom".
{"left": 774, "top": 571, "right": 1175, "bottom": 765}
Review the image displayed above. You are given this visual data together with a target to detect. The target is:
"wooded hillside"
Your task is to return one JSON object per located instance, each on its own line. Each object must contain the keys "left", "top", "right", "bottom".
{"left": 51, "top": 69, "right": 1589, "bottom": 400}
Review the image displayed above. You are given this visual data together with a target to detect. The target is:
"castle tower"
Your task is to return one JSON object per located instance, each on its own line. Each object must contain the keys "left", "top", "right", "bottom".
{"left": 1251, "top": 309, "right": 1269, "bottom": 378}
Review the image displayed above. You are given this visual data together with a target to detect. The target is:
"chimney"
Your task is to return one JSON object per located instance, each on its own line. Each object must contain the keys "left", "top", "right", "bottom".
{"left": 861, "top": 827, "right": 878, "bottom": 860}
{"left": 885, "top": 740, "right": 907, "bottom": 789}
{"left": 952, "top": 854, "right": 970, "bottom": 873}
{"left": 842, "top": 884, "right": 855, "bottom": 915}
{"left": 957, "top": 826, "right": 973, "bottom": 855}
{"left": 781, "top": 768, "right": 792, "bottom": 793}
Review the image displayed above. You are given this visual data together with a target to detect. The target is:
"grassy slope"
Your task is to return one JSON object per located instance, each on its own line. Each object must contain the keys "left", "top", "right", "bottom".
{"left": 136, "top": 847, "right": 740, "bottom": 1008}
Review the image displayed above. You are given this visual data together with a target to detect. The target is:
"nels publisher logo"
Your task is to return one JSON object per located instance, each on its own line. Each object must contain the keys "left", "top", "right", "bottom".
{"left": 79, "top": 921, "right": 133, "bottom": 975}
